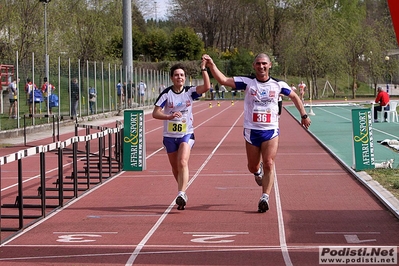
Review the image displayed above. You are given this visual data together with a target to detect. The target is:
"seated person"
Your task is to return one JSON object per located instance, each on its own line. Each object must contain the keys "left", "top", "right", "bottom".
{"left": 374, "top": 86, "right": 390, "bottom": 122}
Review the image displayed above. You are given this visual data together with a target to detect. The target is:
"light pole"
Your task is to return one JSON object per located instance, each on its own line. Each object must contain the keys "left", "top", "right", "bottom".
{"left": 40, "top": 0, "right": 51, "bottom": 79}
{"left": 368, "top": 51, "right": 373, "bottom": 91}
{"left": 385, "top": 55, "right": 390, "bottom": 94}
{"left": 154, "top": 1, "right": 158, "bottom": 21}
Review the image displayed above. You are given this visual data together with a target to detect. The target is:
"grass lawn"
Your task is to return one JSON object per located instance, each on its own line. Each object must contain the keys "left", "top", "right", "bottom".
{"left": 365, "top": 169, "right": 399, "bottom": 199}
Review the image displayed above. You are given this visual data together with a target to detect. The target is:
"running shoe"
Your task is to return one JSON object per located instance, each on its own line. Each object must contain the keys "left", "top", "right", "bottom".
{"left": 176, "top": 193, "right": 188, "bottom": 210}
{"left": 254, "top": 162, "right": 263, "bottom": 186}
{"left": 258, "top": 196, "right": 269, "bottom": 213}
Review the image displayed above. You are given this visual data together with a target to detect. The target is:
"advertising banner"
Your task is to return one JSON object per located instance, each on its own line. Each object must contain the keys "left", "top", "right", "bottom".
{"left": 123, "top": 110, "right": 146, "bottom": 171}
{"left": 351, "top": 108, "right": 375, "bottom": 171}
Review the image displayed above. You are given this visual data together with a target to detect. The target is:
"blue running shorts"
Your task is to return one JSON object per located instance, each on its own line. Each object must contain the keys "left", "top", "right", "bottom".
{"left": 163, "top": 134, "right": 195, "bottom": 153}
{"left": 243, "top": 128, "right": 279, "bottom": 147}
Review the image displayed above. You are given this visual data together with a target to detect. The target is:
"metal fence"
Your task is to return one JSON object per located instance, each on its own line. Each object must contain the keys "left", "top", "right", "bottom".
{"left": 0, "top": 52, "right": 175, "bottom": 130}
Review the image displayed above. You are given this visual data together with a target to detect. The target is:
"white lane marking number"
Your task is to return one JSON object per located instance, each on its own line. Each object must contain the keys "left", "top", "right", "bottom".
{"left": 57, "top": 234, "right": 102, "bottom": 243}
{"left": 191, "top": 234, "right": 236, "bottom": 243}
{"left": 344, "top": 234, "right": 376, "bottom": 244}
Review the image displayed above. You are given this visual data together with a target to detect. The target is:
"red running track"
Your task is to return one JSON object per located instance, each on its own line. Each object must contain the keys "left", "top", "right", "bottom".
{"left": 0, "top": 100, "right": 398, "bottom": 265}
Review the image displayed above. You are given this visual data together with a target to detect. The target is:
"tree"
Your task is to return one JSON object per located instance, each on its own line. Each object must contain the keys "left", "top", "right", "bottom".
{"left": 228, "top": 49, "right": 254, "bottom": 76}
{"left": 0, "top": 1, "right": 42, "bottom": 66}
{"left": 143, "top": 28, "right": 170, "bottom": 61}
{"left": 169, "top": 27, "right": 203, "bottom": 61}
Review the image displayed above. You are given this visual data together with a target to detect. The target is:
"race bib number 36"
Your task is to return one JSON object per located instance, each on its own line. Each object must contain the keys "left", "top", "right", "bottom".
{"left": 167, "top": 121, "right": 187, "bottom": 133}
{"left": 253, "top": 111, "right": 271, "bottom": 123}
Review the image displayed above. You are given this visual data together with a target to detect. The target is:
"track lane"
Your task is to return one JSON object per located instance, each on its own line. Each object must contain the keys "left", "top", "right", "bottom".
{"left": 0, "top": 101, "right": 397, "bottom": 265}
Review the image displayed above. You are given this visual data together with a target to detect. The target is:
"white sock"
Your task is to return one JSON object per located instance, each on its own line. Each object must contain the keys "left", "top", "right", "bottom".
{"left": 178, "top": 191, "right": 185, "bottom": 196}
{"left": 262, "top": 193, "right": 269, "bottom": 200}
{"left": 255, "top": 167, "right": 261, "bottom": 175}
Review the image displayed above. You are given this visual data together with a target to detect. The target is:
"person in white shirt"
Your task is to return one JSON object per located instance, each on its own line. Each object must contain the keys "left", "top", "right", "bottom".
{"left": 220, "top": 84, "right": 228, "bottom": 98}
{"left": 203, "top": 53, "right": 311, "bottom": 213}
{"left": 152, "top": 59, "right": 210, "bottom": 210}
{"left": 139, "top": 81, "right": 147, "bottom": 106}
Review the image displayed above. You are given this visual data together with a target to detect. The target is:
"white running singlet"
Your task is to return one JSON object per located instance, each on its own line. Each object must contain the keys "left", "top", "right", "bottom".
{"left": 154, "top": 86, "right": 201, "bottom": 138}
{"left": 234, "top": 76, "right": 292, "bottom": 130}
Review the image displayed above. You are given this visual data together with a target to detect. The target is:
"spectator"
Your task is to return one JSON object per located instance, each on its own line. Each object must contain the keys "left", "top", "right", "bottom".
{"left": 25, "top": 78, "right": 35, "bottom": 106}
{"left": 215, "top": 83, "right": 220, "bottom": 99}
{"left": 8, "top": 77, "right": 19, "bottom": 119}
{"left": 220, "top": 84, "right": 227, "bottom": 99}
{"left": 41, "top": 77, "right": 56, "bottom": 114}
{"left": 70, "top": 78, "right": 79, "bottom": 118}
{"left": 374, "top": 86, "right": 390, "bottom": 122}
{"left": 138, "top": 80, "right": 147, "bottom": 106}
{"left": 25, "top": 78, "right": 40, "bottom": 115}
{"left": 126, "top": 81, "right": 134, "bottom": 108}
{"left": 116, "top": 80, "right": 124, "bottom": 109}
{"left": 89, "top": 86, "right": 96, "bottom": 115}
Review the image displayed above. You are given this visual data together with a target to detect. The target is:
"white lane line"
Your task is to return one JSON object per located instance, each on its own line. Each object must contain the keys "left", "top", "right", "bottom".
{"left": 53, "top": 232, "right": 118, "bottom": 234}
{"left": 274, "top": 165, "right": 293, "bottom": 266}
{"left": 87, "top": 214, "right": 160, "bottom": 218}
{"left": 125, "top": 110, "right": 243, "bottom": 266}
{"left": 183, "top": 232, "right": 249, "bottom": 235}
{"left": 3, "top": 244, "right": 320, "bottom": 249}
{"left": 316, "top": 232, "right": 380, "bottom": 234}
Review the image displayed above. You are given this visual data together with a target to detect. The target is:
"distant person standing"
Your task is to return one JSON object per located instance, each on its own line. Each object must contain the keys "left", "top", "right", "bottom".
{"left": 89, "top": 86, "right": 96, "bottom": 114}
{"left": 8, "top": 77, "right": 19, "bottom": 119}
{"left": 374, "top": 86, "right": 390, "bottom": 122}
{"left": 25, "top": 78, "right": 35, "bottom": 106}
{"left": 41, "top": 77, "right": 56, "bottom": 114}
{"left": 25, "top": 78, "right": 39, "bottom": 114}
{"left": 70, "top": 78, "right": 79, "bottom": 118}
{"left": 215, "top": 83, "right": 220, "bottom": 99}
{"left": 220, "top": 84, "right": 227, "bottom": 99}
{"left": 138, "top": 81, "right": 147, "bottom": 106}
{"left": 126, "top": 81, "right": 134, "bottom": 108}
{"left": 116, "top": 80, "right": 124, "bottom": 108}
{"left": 298, "top": 81, "right": 306, "bottom": 103}
{"left": 209, "top": 82, "right": 214, "bottom": 100}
